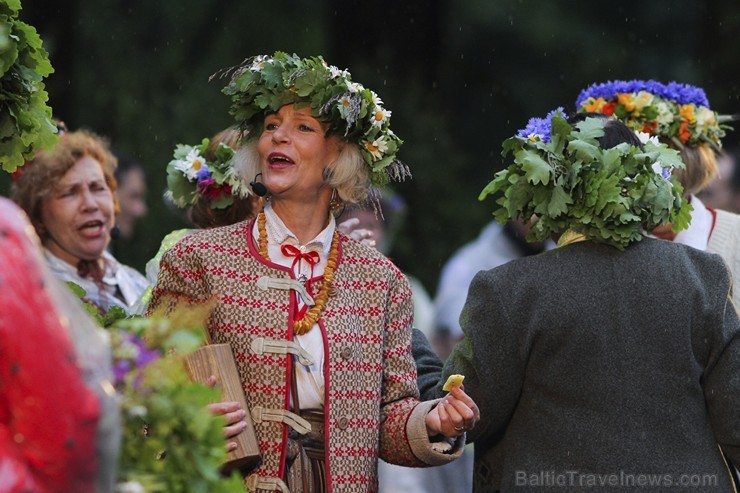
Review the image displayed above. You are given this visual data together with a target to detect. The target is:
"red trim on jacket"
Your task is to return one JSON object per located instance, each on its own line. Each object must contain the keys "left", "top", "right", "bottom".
{"left": 707, "top": 206, "right": 718, "bottom": 239}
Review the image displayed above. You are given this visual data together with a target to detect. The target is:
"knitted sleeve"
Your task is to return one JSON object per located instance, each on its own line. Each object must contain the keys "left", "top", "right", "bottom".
{"left": 147, "top": 235, "right": 211, "bottom": 315}
{"left": 377, "top": 268, "right": 464, "bottom": 466}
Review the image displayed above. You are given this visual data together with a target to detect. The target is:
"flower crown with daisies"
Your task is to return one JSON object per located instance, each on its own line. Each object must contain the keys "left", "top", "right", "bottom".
{"left": 575, "top": 79, "right": 734, "bottom": 149}
{"left": 479, "top": 108, "right": 691, "bottom": 250}
{"left": 220, "top": 52, "right": 409, "bottom": 187}
{"left": 165, "top": 138, "right": 248, "bottom": 209}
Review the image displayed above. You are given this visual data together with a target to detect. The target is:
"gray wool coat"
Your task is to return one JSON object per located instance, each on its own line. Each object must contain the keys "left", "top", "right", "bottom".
{"left": 434, "top": 237, "right": 739, "bottom": 492}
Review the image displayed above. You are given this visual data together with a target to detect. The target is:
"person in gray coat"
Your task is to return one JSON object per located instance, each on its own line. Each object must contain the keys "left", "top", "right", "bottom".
{"left": 434, "top": 111, "right": 740, "bottom": 492}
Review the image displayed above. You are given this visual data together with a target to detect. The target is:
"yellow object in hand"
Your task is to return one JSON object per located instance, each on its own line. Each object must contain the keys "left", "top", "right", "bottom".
{"left": 442, "top": 374, "right": 465, "bottom": 391}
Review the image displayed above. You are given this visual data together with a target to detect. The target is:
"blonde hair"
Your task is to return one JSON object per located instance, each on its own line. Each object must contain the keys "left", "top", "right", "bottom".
{"left": 669, "top": 142, "right": 719, "bottom": 196}
{"left": 679, "top": 144, "right": 719, "bottom": 196}
{"left": 233, "top": 137, "right": 370, "bottom": 206}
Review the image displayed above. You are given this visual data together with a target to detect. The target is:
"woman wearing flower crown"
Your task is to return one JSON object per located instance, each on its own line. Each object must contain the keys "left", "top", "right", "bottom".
{"left": 576, "top": 80, "right": 740, "bottom": 311}
{"left": 146, "top": 125, "right": 377, "bottom": 289}
{"left": 149, "top": 52, "right": 478, "bottom": 493}
{"left": 140, "top": 127, "right": 261, "bottom": 297}
{"left": 432, "top": 110, "right": 740, "bottom": 492}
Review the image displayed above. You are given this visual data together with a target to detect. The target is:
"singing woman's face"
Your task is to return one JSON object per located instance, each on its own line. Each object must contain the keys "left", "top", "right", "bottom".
{"left": 258, "top": 104, "right": 340, "bottom": 200}
{"left": 40, "top": 156, "right": 115, "bottom": 265}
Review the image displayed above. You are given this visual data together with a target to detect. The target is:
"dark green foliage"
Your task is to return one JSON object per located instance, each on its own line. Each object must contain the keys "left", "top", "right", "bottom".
{"left": 481, "top": 115, "right": 691, "bottom": 249}
{"left": 0, "top": 0, "right": 57, "bottom": 172}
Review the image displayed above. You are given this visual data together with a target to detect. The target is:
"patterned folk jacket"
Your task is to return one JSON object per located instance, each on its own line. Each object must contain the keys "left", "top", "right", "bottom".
{"left": 149, "top": 219, "right": 463, "bottom": 492}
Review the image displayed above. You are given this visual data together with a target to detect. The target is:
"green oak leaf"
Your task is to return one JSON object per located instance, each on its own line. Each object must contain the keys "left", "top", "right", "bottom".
{"left": 595, "top": 174, "right": 621, "bottom": 213}
{"left": 515, "top": 148, "right": 551, "bottom": 185}
{"left": 575, "top": 117, "right": 606, "bottom": 141}
{"left": 479, "top": 169, "right": 510, "bottom": 200}
{"left": 0, "top": 9, "right": 56, "bottom": 173}
{"left": 567, "top": 139, "right": 601, "bottom": 162}
{"left": 547, "top": 185, "right": 573, "bottom": 218}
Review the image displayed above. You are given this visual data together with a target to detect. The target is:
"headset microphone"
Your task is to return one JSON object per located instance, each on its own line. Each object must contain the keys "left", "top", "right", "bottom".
{"left": 250, "top": 173, "right": 268, "bottom": 197}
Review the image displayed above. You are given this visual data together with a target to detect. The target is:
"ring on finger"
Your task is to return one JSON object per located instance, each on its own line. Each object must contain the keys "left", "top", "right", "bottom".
{"left": 453, "top": 424, "right": 465, "bottom": 432}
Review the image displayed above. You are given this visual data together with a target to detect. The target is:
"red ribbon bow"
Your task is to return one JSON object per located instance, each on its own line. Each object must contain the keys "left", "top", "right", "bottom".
{"left": 281, "top": 244, "right": 320, "bottom": 274}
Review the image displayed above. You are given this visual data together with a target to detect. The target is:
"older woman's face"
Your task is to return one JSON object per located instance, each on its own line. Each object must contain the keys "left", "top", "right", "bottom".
{"left": 258, "top": 105, "right": 340, "bottom": 200}
{"left": 40, "top": 155, "right": 115, "bottom": 265}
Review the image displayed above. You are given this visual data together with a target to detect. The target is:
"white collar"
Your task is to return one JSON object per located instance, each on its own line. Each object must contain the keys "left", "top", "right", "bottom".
{"left": 673, "top": 195, "right": 713, "bottom": 251}
{"left": 43, "top": 248, "right": 119, "bottom": 282}
{"left": 262, "top": 202, "right": 335, "bottom": 255}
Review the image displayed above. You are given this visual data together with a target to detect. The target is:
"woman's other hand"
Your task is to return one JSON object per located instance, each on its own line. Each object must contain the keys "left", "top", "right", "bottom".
{"left": 205, "top": 375, "right": 248, "bottom": 452}
{"left": 425, "top": 387, "right": 480, "bottom": 438}
{"left": 337, "top": 217, "right": 376, "bottom": 247}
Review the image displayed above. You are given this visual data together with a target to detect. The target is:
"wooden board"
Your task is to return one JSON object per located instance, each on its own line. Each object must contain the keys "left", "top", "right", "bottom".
{"left": 185, "top": 344, "right": 262, "bottom": 474}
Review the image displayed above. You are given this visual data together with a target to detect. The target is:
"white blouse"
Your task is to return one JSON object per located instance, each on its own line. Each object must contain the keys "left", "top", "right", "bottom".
{"left": 44, "top": 248, "right": 149, "bottom": 313}
{"left": 252, "top": 203, "right": 335, "bottom": 410}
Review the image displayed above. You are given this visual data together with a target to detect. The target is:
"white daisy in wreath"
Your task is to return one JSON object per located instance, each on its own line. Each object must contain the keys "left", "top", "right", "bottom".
{"left": 250, "top": 55, "right": 272, "bottom": 72}
{"left": 369, "top": 90, "right": 384, "bottom": 107}
{"left": 371, "top": 106, "right": 392, "bottom": 128}
{"left": 173, "top": 148, "right": 208, "bottom": 181}
{"left": 328, "top": 65, "right": 349, "bottom": 80}
{"left": 635, "top": 131, "right": 660, "bottom": 147}
{"left": 365, "top": 136, "right": 389, "bottom": 160}
{"left": 347, "top": 81, "right": 364, "bottom": 94}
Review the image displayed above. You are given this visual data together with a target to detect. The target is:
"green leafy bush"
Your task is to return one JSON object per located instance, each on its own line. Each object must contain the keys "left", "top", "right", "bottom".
{"left": 67, "top": 282, "right": 246, "bottom": 492}
{"left": 110, "top": 307, "right": 245, "bottom": 492}
{"left": 0, "top": 0, "right": 58, "bottom": 172}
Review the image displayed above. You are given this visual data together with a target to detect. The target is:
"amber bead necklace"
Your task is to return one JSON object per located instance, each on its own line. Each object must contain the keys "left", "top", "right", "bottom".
{"left": 257, "top": 211, "right": 339, "bottom": 335}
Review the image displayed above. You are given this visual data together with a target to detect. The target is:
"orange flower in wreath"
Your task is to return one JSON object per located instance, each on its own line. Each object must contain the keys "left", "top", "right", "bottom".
{"left": 641, "top": 121, "right": 658, "bottom": 135}
{"left": 617, "top": 93, "right": 635, "bottom": 112}
{"left": 679, "top": 104, "right": 696, "bottom": 123}
{"left": 678, "top": 121, "right": 692, "bottom": 144}
{"left": 602, "top": 102, "right": 617, "bottom": 116}
{"left": 583, "top": 97, "right": 606, "bottom": 113}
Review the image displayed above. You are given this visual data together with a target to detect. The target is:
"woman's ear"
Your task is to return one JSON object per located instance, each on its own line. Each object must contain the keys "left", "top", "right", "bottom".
{"left": 322, "top": 166, "right": 333, "bottom": 182}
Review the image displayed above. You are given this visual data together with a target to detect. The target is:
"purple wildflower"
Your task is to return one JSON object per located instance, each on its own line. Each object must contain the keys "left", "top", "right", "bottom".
{"left": 576, "top": 80, "right": 710, "bottom": 108}
{"left": 113, "top": 333, "right": 161, "bottom": 387}
{"left": 661, "top": 81, "right": 709, "bottom": 107}
{"left": 196, "top": 167, "right": 213, "bottom": 182}
{"left": 516, "top": 107, "right": 567, "bottom": 143}
{"left": 113, "top": 359, "right": 132, "bottom": 386}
